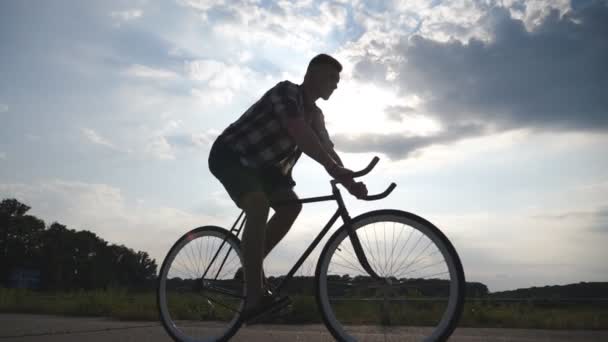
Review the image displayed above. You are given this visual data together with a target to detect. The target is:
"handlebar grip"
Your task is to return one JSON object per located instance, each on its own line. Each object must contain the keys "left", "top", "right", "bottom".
{"left": 330, "top": 157, "right": 396, "bottom": 201}
{"left": 351, "top": 156, "right": 379, "bottom": 178}
{"left": 361, "top": 182, "right": 397, "bottom": 201}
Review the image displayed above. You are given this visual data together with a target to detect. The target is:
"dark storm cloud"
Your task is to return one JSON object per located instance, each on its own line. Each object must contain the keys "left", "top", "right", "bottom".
{"left": 333, "top": 123, "right": 486, "bottom": 159}
{"left": 395, "top": 1, "right": 608, "bottom": 131}
{"left": 346, "top": 1, "right": 608, "bottom": 159}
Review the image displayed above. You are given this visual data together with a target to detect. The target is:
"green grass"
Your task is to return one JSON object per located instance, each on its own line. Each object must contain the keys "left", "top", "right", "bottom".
{"left": 460, "top": 301, "right": 608, "bottom": 329}
{"left": 0, "top": 287, "right": 157, "bottom": 320}
{"left": 1, "top": 288, "right": 607, "bottom": 329}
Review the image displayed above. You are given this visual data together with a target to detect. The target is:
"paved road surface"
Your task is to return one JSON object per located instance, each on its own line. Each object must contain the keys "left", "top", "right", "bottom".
{"left": 1, "top": 314, "right": 606, "bottom": 341}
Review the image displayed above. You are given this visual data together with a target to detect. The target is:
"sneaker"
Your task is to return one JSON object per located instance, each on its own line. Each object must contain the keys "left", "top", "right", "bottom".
{"left": 240, "top": 294, "right": 292, "bottom": 325}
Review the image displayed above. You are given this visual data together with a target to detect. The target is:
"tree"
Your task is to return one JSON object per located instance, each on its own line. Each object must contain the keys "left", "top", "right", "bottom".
{"left": 0, "top": 199, "right": 45, "bottom": 285}
{"left": 2, "top": 198, "right": 158, "bottom": 291}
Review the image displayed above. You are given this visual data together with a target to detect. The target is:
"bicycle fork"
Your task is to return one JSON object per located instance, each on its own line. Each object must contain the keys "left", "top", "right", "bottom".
{"left": 334, "top": 186, "right": 383, "bottom": 281}
{"left": 345, "top": 223, "right": 382, "bottom": 281}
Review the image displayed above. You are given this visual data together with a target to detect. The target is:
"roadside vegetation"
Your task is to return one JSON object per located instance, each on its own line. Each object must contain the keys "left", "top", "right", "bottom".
{"left": 1, "top": 287, "right": 606, "bottom": 329}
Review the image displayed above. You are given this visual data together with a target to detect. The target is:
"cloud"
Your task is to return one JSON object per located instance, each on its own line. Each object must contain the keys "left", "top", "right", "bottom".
{"left": 333, "top": 123, "right": 487, "bottom": 159}
{"left": 145, "top": 135, "right": 175, "bottom": 160}
{"left": 190, "top": 87, "right": 234, "bottom": 106}
{"left": 0, "top": 152, "right": 6, "bottom": 160}
{"left": 142, "top": 128, "right": 219, "bottom": 160}
{"left": 124, "top": 64, "right": 179, "bottom": 80}
{"left": 0, "top": 103, "right": 8, "bottom": 113}
{"left": 110, "top": 9, "right": 143, "bottom": 22}
{"left": 25, "top": 133, "right": 41, "bottom": 141}
{"left": 185, "top": 58, "right": 272, "bottom": 105}
{"left": 400, "top": 2, "right": 607, "bottom": 131}
{"left": 185, "top": 59, "right": 255, "bottom": 89}
{"left": 179, "top": 0, "right": 348, "bottom": 53}
{"left": 165, "top": 129, "right": 220, "bottom": 149}
{"left": 348, "top": 1, "right": 608, "bottom": 159}
{"left": 81, "top": 128, "right": 120, "bottom": 150}
{"left": 384, "top": 105, "right": 416, "bottom": 122}
{"left": 592, "top": 207, "right": 608, "bottom": 233}
{"left": 533, "top": 206, "right": 608, "bottom": 233}
{"left": 176, "top": 0, "right": 223, "bottom": 12}
{"left": 140, "top": 120, "right": 219, "bottom": 159}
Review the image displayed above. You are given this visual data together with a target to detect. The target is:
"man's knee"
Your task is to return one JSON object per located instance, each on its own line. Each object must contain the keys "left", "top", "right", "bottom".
{"left": 272, "top": 193, "right": 302, "bottom": 219}
{"left": 283, "top": 202, "right": 302, "bottom": 218}
{"left": 239, "top": 191, "right": 270, "bottom": 217}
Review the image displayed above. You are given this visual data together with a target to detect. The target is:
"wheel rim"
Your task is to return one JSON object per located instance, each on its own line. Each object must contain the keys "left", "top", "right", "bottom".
{"left": 317, "top": 213, "right": 463, "bottom": 342}
{"left": 158, "top": 229, "right": 245, "bottom": 342}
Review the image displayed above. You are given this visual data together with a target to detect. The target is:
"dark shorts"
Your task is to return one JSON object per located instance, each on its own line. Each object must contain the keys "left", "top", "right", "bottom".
{"left": 208, "top": 140, "right": 296, "bottom": 207}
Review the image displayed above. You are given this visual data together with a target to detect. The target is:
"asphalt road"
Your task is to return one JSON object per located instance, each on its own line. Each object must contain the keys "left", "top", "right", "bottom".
{"left": 1, "top": 314, "right": 607, "bottom": 341}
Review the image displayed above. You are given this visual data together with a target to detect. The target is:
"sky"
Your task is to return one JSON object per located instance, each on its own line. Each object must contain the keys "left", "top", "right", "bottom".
{"left": 1, "top": 0, "right": 607, "bottom": 292}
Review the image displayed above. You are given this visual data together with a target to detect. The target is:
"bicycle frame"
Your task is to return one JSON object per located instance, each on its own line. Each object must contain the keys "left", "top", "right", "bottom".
{"left": 202, "top": 156, "right": 396, "bottom": 294}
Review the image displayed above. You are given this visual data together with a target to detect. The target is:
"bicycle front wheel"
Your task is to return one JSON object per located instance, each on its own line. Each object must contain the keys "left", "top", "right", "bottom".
{"left": 316, "top": 210, "right": 465, "bottom": 342}
{"left": 157, "top": 226, "right": 245, "bottom": 342}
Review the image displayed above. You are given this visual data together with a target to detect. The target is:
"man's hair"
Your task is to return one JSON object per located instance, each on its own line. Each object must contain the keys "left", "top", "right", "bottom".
{"left": 307, "top": 53, "right": 342, "bottom": 73}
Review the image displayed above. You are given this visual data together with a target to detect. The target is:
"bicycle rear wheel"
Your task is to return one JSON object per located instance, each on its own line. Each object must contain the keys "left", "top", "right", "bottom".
{"left": 157, "top": 226, "right": 245, "bottom": 342}
{"left": 316, "top": 210, "right": 465, "bottom": 342}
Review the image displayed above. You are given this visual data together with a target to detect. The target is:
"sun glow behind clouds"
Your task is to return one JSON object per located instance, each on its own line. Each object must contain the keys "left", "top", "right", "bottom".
{"left": 319, "top": 82, "right": 440, "bottom": 137}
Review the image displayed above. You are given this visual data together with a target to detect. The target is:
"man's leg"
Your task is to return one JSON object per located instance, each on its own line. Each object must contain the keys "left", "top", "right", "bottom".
{"left": 265, "top": 189, "right": 302, "bottom": 257}
{"left": 238, "top": 191, "right": 270, "bottom": 310}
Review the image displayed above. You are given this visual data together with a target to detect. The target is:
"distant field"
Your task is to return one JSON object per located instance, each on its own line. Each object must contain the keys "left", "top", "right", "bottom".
{"left": 1, "top": 288, "right": 606, "bottom": 329}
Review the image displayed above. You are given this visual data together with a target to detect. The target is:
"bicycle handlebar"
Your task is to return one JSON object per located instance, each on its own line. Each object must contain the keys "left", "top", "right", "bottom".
{"left": 331, "top": 156, "right": 397, "bottom": 201}
{"left": 351, "top": 156, "right": 380, "bottom": 178}
{"left": 362, "top": 182, "right": 397, "bottom": 201}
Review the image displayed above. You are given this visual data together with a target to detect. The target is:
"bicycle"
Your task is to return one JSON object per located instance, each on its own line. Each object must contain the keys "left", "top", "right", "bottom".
{"left": 157, "top": 157, "right": 465, "bottom": 342}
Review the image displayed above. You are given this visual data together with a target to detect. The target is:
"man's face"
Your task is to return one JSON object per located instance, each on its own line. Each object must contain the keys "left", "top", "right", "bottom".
{"left": 314, "top": 65, "right": 340, "bottom": 100}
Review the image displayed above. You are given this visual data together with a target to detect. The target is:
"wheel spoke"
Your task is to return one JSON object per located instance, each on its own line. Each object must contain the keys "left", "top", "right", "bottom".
{"left": 158, "top": 227, "right": 245, "bottom": 342}
{"left": 203, "top": 283, "right": 245, "bottom": 299}
{"left": 318, "top": 213, "right": 464, "bottom": 342}
{"left": 361, "top": 226, "right": 382, "bottom": 276}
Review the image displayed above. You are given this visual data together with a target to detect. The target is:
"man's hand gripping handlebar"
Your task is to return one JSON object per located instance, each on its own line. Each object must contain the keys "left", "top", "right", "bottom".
{"left": 329, "top": 156, "right": 396, "bottom": 200}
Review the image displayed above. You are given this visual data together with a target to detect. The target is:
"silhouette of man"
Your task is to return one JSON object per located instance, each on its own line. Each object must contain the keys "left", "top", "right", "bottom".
{"left": 208, "top": 53, "right": 367, "bottom": 322}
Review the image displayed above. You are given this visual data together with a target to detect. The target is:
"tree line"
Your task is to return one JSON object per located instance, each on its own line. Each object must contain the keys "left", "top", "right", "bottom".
{"left": 489, "top": 282, "right": 608, "bottom": 299}
{"left": 0, "top": 198, "right": 157, "bottom": 291}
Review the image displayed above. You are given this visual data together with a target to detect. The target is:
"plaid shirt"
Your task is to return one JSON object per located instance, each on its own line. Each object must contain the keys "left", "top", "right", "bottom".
{"left": 218, "top": 80, "right": 334, "bottom": 174}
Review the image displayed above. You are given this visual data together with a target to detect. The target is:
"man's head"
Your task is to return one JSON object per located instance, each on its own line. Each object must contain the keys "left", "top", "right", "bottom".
{"left": 303, "top": 54, "right": 342, "bottom": 101}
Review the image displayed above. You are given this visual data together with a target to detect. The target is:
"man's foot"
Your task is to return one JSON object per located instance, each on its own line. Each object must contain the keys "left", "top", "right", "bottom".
{"left": 240, "top": 294, "right": 291, "bottom": 325}
{"left": 234, "top": 267, "right": 277, "bottom": 295}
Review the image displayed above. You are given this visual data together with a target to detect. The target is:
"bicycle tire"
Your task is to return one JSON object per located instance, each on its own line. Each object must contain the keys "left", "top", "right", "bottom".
{"left": 157, "top": 226, "right": 245, "bottom": 342}
{"left": 315, "top": 210, "right": 465, "bottom": 342}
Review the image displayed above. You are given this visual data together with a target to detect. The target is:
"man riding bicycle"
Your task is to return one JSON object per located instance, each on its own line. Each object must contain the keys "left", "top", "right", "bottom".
{"left": 208, "top": 53, "right": 368, "bottom": 322}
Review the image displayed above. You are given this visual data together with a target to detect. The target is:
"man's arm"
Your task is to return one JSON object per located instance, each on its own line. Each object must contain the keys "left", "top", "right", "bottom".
{"left": 311, "top": 109, "right": 343, "bottom": 166}
{"left": 284, "top": 117, "right": 338, "bottom": 171}
{"left": 269, "top": 82, "right": 355, "bottom": 183}
{"left": 284, "top": 116, "right": 367, "bottom": 198}
{"left": 328, "top": 147, "right": 343, "bottom": 167}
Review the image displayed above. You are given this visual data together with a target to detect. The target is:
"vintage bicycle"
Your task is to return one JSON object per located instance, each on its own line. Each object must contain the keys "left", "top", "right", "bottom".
{"left": 157, "top": 157, "right": 465, "bottom": 342}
